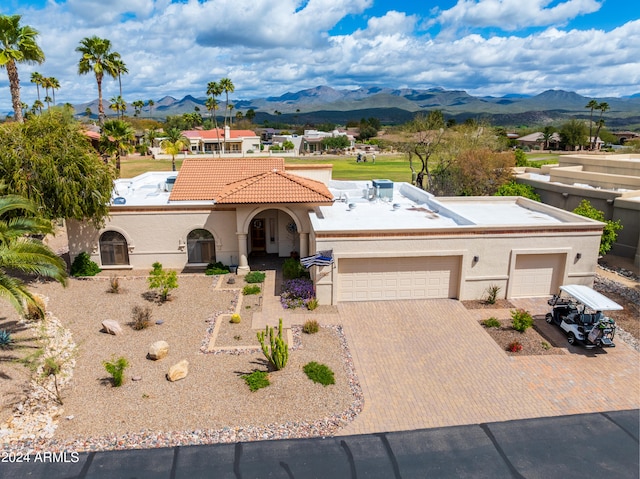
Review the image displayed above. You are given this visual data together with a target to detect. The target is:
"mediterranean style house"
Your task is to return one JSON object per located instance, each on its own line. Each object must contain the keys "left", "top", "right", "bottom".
{"left": 66, "top": 158, "right": 605, "bottom": 304}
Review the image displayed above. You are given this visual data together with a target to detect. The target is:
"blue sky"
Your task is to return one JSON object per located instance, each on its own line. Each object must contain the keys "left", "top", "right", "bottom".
{"left": 1, "top": 0, "right": 638, "bottom": 112}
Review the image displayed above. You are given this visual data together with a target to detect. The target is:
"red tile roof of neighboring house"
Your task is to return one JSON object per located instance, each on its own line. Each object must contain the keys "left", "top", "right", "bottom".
{"left": 182, "top": 129, "right": 259, "bottom": 140}
{"left": 168, "top": 158, "right": 333, "bottom": 205}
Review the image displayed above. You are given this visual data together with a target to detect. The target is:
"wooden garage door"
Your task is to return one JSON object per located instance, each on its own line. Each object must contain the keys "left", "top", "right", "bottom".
{"left": 511, "top": 253, "right": 565, "bottom": 298}
{"left": 338, "top": 256, "right": 460, "bottom": 302}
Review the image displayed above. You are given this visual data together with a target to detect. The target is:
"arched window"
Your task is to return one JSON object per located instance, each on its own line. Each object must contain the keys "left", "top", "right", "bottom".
{"left": 99, "top": 231, "right": 129, "bottom": 266}
{"left": 187, "top": 229, "right": 215, "bottom": 264}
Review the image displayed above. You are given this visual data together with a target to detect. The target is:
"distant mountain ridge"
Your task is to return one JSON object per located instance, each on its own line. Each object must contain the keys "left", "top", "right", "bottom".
{"left": 72, "top": 86, "right": 640, "bottom": 128}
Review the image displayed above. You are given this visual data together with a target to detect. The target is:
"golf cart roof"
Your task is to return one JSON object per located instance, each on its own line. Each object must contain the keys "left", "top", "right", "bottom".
{"left": 559, "top": 285, "right": 623, "bottom": 311}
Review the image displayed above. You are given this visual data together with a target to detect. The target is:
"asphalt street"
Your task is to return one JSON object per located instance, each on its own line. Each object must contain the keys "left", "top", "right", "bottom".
{"left": 2, "top": 409, "right": 638, "bottom": 479}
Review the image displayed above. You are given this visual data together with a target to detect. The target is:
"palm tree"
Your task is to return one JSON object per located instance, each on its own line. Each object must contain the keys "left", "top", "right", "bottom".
{"left": 113, "top": 57, "right": 127, "bottom": 99}
{"left": 228, "top": 104, "right": 234, "bottom": 125}
{"left": 205, "top": 96, "right": 217, "bottom": 123}
{"left": 48, "top": 76, "right": 60, "bottom": 105}
{"left": 132, "top": 100, "right": 144, "bottom": 117}
{"left": 206, "top": 81, "right": 223, "bottom": 155}
{"left": 219, "top": 77, "right": 234, "bottom": 128}
{"left": 147, "top": 99, "right": 154, "bottom": 118}
{"left": 100, "top": 119, "right": 135, "bottom": 175}
{"left": 76, "top": 36, "right": 120, "bottom": 123}
{"left": 0, "top": 15, "right": 45, "bottom": 123}
{"left": 109, "top": 95, "right": 126, "bottom": 120}
{"left": 160, "top": 128, "right": 189, "bottom": 171}
{"left": 32, "top": 99, "right": 43, "bottom": 114}
{"left": 84, "top": 106, "right": 92, "bottom": 118}
{"left": 41, "top": 76, "right": 54, "bottom": 110}
{"left": 592, "top": 102, "right": 610, "bottom": 150}
{"left": 0, "top": 189, "right": 67, "bottom": 317}
{"left": 30, "top": 71, "right": 43, "bottom": 109}
{"left": 585, "top": 99, "right": 598, "bottom": 150}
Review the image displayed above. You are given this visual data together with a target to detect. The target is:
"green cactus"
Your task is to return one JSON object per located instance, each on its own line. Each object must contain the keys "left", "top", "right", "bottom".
{"left": 256, "top": 318, "right": 289, "bottom": 370}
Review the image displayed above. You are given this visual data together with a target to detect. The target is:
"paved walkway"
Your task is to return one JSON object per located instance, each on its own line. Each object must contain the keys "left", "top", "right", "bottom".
{"left": 251, "top": 271, "right": 639, "bottom": 436}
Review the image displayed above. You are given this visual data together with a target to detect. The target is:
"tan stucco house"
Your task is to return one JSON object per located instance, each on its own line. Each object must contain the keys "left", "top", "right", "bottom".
{"left": 67, "top": 158, "right": 605, "bottom": 304}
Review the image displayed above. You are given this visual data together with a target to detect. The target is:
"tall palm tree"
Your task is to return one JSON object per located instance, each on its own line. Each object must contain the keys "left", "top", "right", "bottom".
{"left": 219, "top": 77, "right": 234, "bottom": 128}
{"left": 76, "top": 36, "right": 120, "bottom": 123}
{"left": 113, "top": 57, "right": 127, "bottom": 99}
{"left": 228, "top": 104, "right": 234, "bottom": 125}
{"left": 160, "top": 128, "right": 189, "bottom": 171}
{"left": 147, "top": 99, "right": 154, "bottom": 118}
{"left": 0, "top": 189, "right": 67, "bottom": 317}
{"left": 32, "top": 99, "right": 43, "bottom": 114}
{"left": 100, "top": 119, "right": 135, "bottom": 175}
{"left": 30, "top": 71, "right": 43, "bottom": 108}
{"left": 0, "top": 15, "right": 45, "bottom": 123}
{"left": 109, "top": 95, "right": 126, "bottom": 120}
{"left": 41, "top": 76, "right": 53, "bottom": 110}
{"left": 206, "top": 81, "right": 223, "bottom": 155}
{"left": 48, "top": 76, "right": 60, "bottom": 105}
{"left": 592, "top": 102, "right": 610, "bottom": 150}
{"left": 585, "top": 99, "right": 598, "bottom": 150}
{"left": 132, "top": 100, "right": 144, "bottom": 117}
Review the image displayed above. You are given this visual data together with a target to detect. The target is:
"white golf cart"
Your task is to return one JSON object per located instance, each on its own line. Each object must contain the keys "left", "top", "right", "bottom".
{"left": 546, "top": 284, "right": 622, "bottom": 348}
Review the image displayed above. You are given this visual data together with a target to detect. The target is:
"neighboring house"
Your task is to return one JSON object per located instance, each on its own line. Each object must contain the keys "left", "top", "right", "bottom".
{"left": 182, "top": 127, "right": 261, "bottom": 155}
{"left": 611, "top": 131, "right": 640, "bottom": 145}
{"left": 516, "top": 132, "right": 603, "bottom": 151}
{"left": 516, "top": 153, "right": 640, "bottom": 266}
{"left": 301, "top": 129, "right": 354, "bottom": 154}
{"left": 67, "top": 158, "right": 605, "bottom": 304}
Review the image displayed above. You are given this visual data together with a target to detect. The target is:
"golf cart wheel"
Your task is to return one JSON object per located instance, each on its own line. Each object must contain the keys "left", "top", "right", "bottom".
{"left": 545, "top": 313, "right": 553, "bottom": 324}
{"left": 567, "top": 332, "right": 576, "bottom": 345}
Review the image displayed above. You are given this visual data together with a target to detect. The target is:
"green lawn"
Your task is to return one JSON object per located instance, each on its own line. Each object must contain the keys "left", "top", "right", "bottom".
{"left": 286, "top": 154, "right": 413, "bottom": 182}
{"left": 120, "top": 156, "right": 184, "bottom": 178}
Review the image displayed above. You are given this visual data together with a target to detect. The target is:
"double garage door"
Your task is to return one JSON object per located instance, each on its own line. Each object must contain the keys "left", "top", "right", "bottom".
{"left": 338, "top": 256, "right": 461, "bottom": 302}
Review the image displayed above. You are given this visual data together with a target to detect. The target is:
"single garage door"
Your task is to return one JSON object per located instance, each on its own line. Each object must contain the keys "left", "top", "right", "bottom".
{"left": 511, "top": 253, "right": 565, "bottom": 298}
{"left": 338, "top": 256, "right": 461, "bottom": 302}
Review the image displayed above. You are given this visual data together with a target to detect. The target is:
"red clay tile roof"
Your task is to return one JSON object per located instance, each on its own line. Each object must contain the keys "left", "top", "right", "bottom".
{"left": 216, "top": 170, "right": 334, "bottom": 204}
{"left": 168, "top": 158, "right": 333, "bottom": 205}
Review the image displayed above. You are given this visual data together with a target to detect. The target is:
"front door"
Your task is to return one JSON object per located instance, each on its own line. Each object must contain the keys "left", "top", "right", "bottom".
{"left": 251, "top": 218, "right": 266, "bottom": 252}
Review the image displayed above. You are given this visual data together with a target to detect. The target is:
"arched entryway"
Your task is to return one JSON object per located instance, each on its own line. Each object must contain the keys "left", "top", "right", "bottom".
{"left": 99, "top": 231, "right": 130, "bottom": 266}
{"left": 248, "top": 209, "right": 299, "bottom": 257}
{"left": 187, "top": 229, "right": 216, "bottom": 264}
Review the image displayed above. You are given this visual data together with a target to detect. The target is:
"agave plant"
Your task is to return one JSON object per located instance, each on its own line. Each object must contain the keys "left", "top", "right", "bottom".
{"left": 0, "top": 329, "right": 12, "bottom": 349}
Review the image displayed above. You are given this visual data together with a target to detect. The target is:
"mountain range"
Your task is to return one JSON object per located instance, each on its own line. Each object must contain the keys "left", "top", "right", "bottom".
{"left": 74, "top": 86, "right": 640, "bottom": 129}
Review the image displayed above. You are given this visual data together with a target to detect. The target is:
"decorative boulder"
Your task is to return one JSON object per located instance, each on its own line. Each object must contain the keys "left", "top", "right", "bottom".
{"left": 167, "top": 360, "right": 189, "bottom": 382}
{"left": 148, "top": 341, "right": 169, "bottom": 360}
{"left": 102, "top": 320, "right": 122, "bottom": 335}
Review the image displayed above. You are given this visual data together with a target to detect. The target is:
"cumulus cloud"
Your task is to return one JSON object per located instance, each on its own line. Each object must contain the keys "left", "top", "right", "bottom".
{"left": 436, "top": 0, "right": 603, "bottom": 32}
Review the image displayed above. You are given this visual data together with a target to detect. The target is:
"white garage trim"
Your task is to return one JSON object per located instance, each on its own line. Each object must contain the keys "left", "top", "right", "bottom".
{"left": 509, "top": 252, "right": 567, "bottom": 298}
{"left": 338, "top": 256, "right": 461, "bottom": 302}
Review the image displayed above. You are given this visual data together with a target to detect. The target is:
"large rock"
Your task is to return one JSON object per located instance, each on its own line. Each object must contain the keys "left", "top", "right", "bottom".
{"left": 167, "top": 360, "right": 189, "bottom": 382}
{"left": 148, "top": 341, "right": 169, "bottom": 360}
{"left": 101, "top": 320, "right": 122, "bottom": 335}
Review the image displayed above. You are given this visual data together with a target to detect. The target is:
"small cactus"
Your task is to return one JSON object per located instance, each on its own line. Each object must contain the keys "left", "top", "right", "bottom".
{"left": 257, "top": 318, "right": 288, "bottom": 370}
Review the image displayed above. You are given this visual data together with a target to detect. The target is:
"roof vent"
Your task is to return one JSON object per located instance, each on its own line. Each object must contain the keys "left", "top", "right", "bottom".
{"left": 113, "top": 197, "right": 127, "bottom": 205}
{"left": 392, "top": 203, "right": 401, "bottom": 210}
{"left": 348, "top": 203, "right": 356, "bottom": 210}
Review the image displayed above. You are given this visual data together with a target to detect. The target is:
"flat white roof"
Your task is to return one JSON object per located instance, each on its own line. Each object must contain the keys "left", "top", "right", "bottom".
{"left": 111, "top": 172, "right": 214, "bottom": 206}
{"left": 311, "top": 181, "right": 589, "bottom": 232}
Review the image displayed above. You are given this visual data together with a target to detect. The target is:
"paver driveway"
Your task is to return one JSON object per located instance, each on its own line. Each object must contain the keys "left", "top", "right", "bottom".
{"left": 333, "top": 299, "right": 640, "bottom": 436}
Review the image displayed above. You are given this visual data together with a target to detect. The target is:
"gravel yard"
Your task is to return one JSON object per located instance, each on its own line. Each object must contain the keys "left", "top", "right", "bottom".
{"left": 0, "top": 275, "right": 360, "bottom": 451}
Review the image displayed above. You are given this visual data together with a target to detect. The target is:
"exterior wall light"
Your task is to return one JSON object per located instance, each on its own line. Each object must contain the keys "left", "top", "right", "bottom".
{"left": 562, "top": 193, "right": 569, "bottom": 198}
{"left": 473, "top": 255, "right": 480, "bottom": 263}
{"left": 576, "top": 253, "right": 582, "bottom": 260}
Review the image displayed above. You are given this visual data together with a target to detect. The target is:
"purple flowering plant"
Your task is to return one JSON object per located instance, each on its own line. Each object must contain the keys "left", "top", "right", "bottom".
{"left": 280, "top": 278, "right": 315, "bottom": 309}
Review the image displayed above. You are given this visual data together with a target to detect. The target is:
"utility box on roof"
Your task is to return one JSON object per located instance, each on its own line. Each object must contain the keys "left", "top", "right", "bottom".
{"left": 372, "top": 179, "right": 393, "bottom": 201}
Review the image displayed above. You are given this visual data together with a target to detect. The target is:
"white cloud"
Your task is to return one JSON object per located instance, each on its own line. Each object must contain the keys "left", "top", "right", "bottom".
{"left": 436, "top": 0, "right": 603, "bottom": 32}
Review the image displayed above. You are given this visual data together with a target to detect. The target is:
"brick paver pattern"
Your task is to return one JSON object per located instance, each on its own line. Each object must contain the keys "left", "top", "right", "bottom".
{"left": 252, "top": 271, "right": 640, "bottom": 436}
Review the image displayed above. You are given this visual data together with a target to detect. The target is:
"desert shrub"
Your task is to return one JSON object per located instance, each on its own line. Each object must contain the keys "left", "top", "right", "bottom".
{"left": 70, "top": 252, "right": 101, "bottom": 277}
{"left": 511, "top": 309, "right": 533, "bottom": 333}
{"left": 508, "top": 341, "right": 523, "bottom": 353}
{"left": 482, "top": 317, "right": 501, "bottom": 329}
{"left": 205, "top": 261, "right": 230, "bottom": 276}
{"left": 541, "top": 341, "right": 551, "bottom": 350}
{"left": 280, "top": 278, "right": 315, "bottom": 309}
{"left": 302, "top": 319, "right": 320, "bottom": 334}
{"left": 241, "top": 370, "right": 270, "bottom": 392}
{"left": 42, "top": 357, "right": 63, "bottom": 404}
{"left": 483, "top": 285, "right": 501, "bottom": 305}
{"left": 257, "top": 318, "right": 288, "bottom": 370}
{"left": 131, "top": 305, "right": 152, "bottom": 330}
{"left": 148, "top": 262, "right": 178, "bottom": 301}
{"left": 307, "top": 298, "right": 319, "bottom": 310}
{"left": 108, "top": 276, "right": 121, "bottom": 294}
{"left": 283, "top": 258, "right": 306, "bottom": 279}
{"left": 243, "top": 285, "right": 261, "bottom": 295}
{"left": 230, "top": 313, "right": 241, "bottom": 323}
{"left": 0, "top": 329, "right": 13, "bottom": 349}
{"left": 244, "top": 271, "right": 266, "bottom": 283}
{"left": 103, "top": 356, "right": 129, "bottom": 387}
{"left": 25, "top": 295, "right": 46, "bottom": 320}
{"left": 303, "top": 361, "right": 335, "bottom": 386}
{"left": 572, "top": 199, "right": 623, "bottom": 256}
